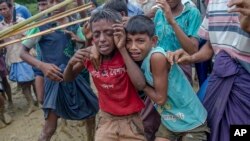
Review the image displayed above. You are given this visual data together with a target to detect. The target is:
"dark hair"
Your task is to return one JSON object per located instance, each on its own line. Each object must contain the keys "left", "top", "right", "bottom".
{"left": 89, "top": 8, "right": 122, "bottom": 30}
{"left": 0, "top": 0, "right": 12, "bottom": 8}
{"left": 103, "top": 0, "right": 128, "bottom": 16}
{"left": 125, "top": 15, "right": 155, "bottom": 37}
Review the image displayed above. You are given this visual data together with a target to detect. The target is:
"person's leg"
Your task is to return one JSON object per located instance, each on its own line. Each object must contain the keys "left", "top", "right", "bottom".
{"left": 19, "top": 82, "right": 37, "bottom": 116}
{"left": 119, "top": 114, "right": 146, "bottom": 141}
{"left": 35, "top": 76, "right": 44, "bottom": 105}
{"left": 180, "top": 122, "right": 209, "bottom": 141}
{"left": 140, "top": 97, "right": 161, "bottom": 141}
{"left": 32, "top": 80, "right": 38, "bottom": 106}
{"left": 154, "top": 123, "right": 176, "bottom": 141}
{"left": 39, "top": 111, "right": 58, "bottom": 141}
{"left": 95, "top": 111, "right": 118, "bottom": 141}
{"left": 0, "top": 94, "right": 12, "bottom": 129}
{"left": 2, "top": 77, "right": 13, "bottom": 107}
{"left": 85, "top": 116, "right": 96, "bottom": 141}
{"left": 0, "top": 94, "right": 6, "bottom": 128}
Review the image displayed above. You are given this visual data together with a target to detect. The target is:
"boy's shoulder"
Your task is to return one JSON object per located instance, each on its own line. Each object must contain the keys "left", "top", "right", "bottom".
{"left": 142, "top": 47, "right": 166, "bottom": 64}
{"left": 150, "top": 47, "right": 166, "bottom": 56}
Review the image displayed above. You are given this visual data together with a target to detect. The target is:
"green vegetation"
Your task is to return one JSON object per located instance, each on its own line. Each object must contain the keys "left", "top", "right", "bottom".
{"left": 26, "top": 3, "right": 37, "bottom": 15}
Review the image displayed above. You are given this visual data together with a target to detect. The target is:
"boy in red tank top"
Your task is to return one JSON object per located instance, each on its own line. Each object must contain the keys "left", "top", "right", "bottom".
{"left": 64, "top": 9, "right": 146, "bottom": 141}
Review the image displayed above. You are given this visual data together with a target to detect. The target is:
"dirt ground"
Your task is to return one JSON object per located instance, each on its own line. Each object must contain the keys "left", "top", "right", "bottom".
{"left": 0, "top": 70, "right": 199, "bottom": 141}
{"left": 0, "top": 80, "right": 97, "bottom": 141}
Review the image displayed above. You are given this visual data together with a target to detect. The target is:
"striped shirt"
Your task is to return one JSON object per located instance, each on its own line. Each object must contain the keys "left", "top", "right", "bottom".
{"left": 198, "top": 0, "right": 250, "bottom": 72}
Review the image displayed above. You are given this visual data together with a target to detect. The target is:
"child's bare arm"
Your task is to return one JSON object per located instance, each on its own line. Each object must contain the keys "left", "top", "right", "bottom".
{"left": 166, "top": 41, "right": 214, "bottom": 65}
{"left": 63, "top": 48, "right": 89, "bottom": 81}
{"left": 113, "top": 23, "right": 146, "bottom": 90}
{"left": 156, "top": 0, "right": 199, "bottom": 54}
{"left": 143, "top": 53, "right": 169, "bottom": 106}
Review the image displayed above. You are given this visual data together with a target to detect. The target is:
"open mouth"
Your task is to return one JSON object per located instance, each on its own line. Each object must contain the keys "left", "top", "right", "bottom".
{"left": 130, "top": 52, "right": 141, "bottom": 60}
{"left": 99, "top": 45, "right": 110, "bottom": 53}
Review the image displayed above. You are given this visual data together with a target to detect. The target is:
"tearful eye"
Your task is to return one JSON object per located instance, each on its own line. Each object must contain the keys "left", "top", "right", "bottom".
{"left": 106, "top": 30, "right": 114, "bottom": 36}
{"left": 92, "top": 33, "right": 100, "bottom": 38}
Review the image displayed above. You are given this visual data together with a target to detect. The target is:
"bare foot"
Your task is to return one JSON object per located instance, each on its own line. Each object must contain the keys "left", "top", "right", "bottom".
{"left": 0, "top": 120, "right": 6, "bottom": 129}
{"left": 3, "top": 113, "right": 12, "bottom": 124}
{"left": 25, "top": 106, "right": 37, "bottom": 116}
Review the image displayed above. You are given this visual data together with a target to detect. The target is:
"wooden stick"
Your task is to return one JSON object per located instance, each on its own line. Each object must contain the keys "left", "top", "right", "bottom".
{"left": 0, "top": 17, "right": 90, "bottom": 49}
{"left": 0, "top": 4, "right": 92, "bottom": 40}
{"left": 19, "top": 3, "right": 92, "bottom": 32}
{"left": 0, "top": 0, "right": 74, "bottom": 39}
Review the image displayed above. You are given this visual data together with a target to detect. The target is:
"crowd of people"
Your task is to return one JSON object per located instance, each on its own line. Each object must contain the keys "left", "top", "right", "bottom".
{"left": 0, "top": 0, "right": 249, "bottom": 141}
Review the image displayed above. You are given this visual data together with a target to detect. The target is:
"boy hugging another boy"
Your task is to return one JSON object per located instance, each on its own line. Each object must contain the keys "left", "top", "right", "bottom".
{"left": 124, "top": 15, "right": 209, "bottom": 141}
{"left": 64, "top": 9, "right": 146, "bottom": 141}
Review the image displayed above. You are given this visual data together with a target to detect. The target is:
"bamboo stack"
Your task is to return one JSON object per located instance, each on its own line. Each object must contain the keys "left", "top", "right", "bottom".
{"left": 0, "top": 17, "right": 91, "bottom": 49}
{"left": 0, "top": 3, "right": 92, "bottom": 40}
{"left": 0, "top": 1, "right": 93, "bottom": 48}
{"left": 0, "top": 0, "right": 74, "bottom": 39}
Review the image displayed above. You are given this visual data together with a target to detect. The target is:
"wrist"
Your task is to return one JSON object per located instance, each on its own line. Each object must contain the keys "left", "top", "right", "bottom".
{"left": 169, "top": 20, "right": 177, "bottom": 26}
{"left": 36, "top": 62, "right": 43, "bottom": 70}
{"left": 190, "top": 55, "right": 196, "bottom": 63}
{"left": 118, "top": 46, "right": 126, "bottom": 52}
{"left": 142, "top": 83, "right": 149, "bottom": 92}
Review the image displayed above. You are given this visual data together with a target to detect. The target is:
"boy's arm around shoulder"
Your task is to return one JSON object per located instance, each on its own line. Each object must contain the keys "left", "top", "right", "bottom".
{"left": 143, "top": 52, "right": 170, "bottom": 106}
{"left": 63, "top": 48, "right": 90, "bottom": 82}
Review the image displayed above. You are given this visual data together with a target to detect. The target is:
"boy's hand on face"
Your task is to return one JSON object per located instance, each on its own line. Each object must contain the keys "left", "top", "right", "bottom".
{"left": 166, "top": 49, "right": 192, "bottom": 65}
{"left": 39, "top": 62, "right": 64, "bottom": 82}
{"left": 156, "top": 0, "right": 175, "bottom": 25}
{"left": 113, "top": 23, "right": 126, "bottom": 50}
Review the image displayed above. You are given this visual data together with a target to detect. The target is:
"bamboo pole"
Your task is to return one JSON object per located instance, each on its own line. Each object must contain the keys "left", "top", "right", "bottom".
{"left": 0, "top": 0, "right": 74, "bottom": 39}
{"left": 10, "top": 3, "right": 91, "bottom": 33}
{"left": 0, "top": 17, "right": 91, "bottom": 49}
{"left": 0, "top": 4, "right": 93, "bottom": 40}
{"left": 15, "top": 3, "right": 92, "bottom": 32}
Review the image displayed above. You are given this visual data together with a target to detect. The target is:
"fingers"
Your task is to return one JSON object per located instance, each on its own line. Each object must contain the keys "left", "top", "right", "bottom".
{"left": 228, "top": 7, "right": 250, "bottom": 15}
{"left": 113, "top": 24, "right": 125, "bottom": 36}
{"left": 112, "top": 24, "right": 125, "bottom": 30}
{"left": 155, "top": 0, "right": 168, "bottom": 7}
{"left": 228, "top": 0, "right": 244, "bottom": 7}
{"left": 51, "top": 70, "right": 63, "bottom": 82}
{"left": 176, "top": 56, "right": 189, "bottom": 64}
{"left": 90, "top": 45, "right": 100, "bottom": 60}
{"left": 166, "top": 51, "right": 174, "bottom": 65}
{"left": 113, "top": 32, "right": 124, "bottom": 37}
{"left": 166, "top": 49, "right": 188, "bottom": 65}
{"left": 44, "top": 64, "right": 63, "bottom": 82}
